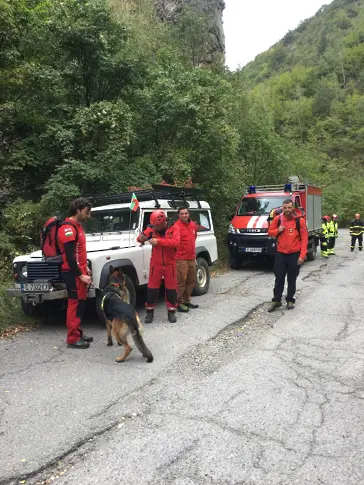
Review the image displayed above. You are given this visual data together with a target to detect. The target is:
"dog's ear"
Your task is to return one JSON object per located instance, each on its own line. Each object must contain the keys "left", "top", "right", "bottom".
{"left": 118, "top": 267, "right": 125, "bottom": 279}
{"left": 109, "top": 265, "right": 115, "bottom": 276}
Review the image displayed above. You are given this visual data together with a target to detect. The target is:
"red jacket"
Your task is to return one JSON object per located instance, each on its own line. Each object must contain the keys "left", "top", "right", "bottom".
{"left": 268, "top": 213, "right": 308, "bottom": 259}
{"left": 175, "top": 219, "right": 197, "bottom": 260}
{"left": 57, "top": 218, "right": 87, "bottom": 274}
{"left": 137, "top": 224, "right": 180, "bottom": 265}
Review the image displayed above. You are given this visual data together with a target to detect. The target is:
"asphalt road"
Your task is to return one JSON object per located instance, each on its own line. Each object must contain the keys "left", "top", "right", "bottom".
{"left": 1, "top": 230, "right": 364, "bottom": 485}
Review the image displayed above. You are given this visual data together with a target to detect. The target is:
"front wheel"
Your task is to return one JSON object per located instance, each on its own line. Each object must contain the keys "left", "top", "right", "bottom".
{"left": 95, "top": 273, "right": 137, "bottom": 326}
{"left": 192, "top": 258, "right": 211, "bottom": 296}
{"left": 306, "top": 241, "right": 317, "bottom": 261}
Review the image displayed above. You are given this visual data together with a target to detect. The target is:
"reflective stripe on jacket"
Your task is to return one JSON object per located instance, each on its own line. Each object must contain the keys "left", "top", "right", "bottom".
{"left": 349, "top": 219, "right": 364, "bottom": 236}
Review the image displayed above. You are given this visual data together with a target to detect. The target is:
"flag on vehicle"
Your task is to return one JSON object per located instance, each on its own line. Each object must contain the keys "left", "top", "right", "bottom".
{"left": 130, "top": 193, "right": 139, "bottom": 212}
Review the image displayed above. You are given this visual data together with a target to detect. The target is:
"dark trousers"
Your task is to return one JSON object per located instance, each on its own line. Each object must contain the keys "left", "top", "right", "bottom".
{"left": 61, "top": 271, "right": 87, "bottom": 344}
{"left": 351, "top": 235, "right": 363, "bottom": 250}
{"left": 273, "top": 252, "right": 300, "bottom": 303}
{"left": 328, "top": 237, "right": 336, "bottom": 251}
{"left": 145, "top": 263, "right": 177, "bottom": 311}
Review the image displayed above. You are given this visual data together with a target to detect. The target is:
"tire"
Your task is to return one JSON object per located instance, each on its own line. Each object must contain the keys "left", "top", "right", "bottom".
{"left": 192, "top": 258, "right": 210, "bottom": 296}
{"left": 229, "top": 253, "right": 242, "bottom": 270}
{"left": 96, "top": 273, "right": 137, "bottom": 326}
{"left": 306, "top": 241, "right": 317, "bottom": 261}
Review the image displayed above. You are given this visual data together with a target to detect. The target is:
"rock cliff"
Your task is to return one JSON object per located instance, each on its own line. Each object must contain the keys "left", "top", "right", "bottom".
{"left": 154, "top": 0, "right": 225, "bottom": 63}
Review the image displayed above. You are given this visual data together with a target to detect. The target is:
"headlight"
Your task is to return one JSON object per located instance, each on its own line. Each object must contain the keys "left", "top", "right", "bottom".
{"left": 228, "top": 224, "right": 236, "bottom": 234}
{"left": 21, "top": 265, "right": 28, "bottom": 278}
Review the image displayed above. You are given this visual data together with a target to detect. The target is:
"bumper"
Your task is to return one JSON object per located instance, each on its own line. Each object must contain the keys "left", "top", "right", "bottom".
{"left": 227, "top": 234, "right": 277, "bottom": 255}
{"left": 6, "top": 287, "right": 95, "bottom": 302}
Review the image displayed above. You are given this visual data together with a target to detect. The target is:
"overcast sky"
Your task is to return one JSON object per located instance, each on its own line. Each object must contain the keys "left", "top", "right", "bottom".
{"left": 223, "top": 0, "right": 331, "bottom": 70}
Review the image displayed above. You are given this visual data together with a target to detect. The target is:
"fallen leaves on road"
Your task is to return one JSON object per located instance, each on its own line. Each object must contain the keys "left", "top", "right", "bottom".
{"left": 0, "top": 322, "right": 38, "bottom": 340}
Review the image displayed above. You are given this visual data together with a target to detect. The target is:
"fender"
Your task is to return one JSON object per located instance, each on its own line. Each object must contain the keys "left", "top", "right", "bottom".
{"left": 99, "top": 259, "right": 139, "bottom": 288}
{"left": 196, "top": 246, "right": 212, "bottom": 265}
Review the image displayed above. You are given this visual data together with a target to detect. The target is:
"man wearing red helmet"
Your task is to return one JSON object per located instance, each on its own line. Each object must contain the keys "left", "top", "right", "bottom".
{"left": 320, "top": 216, "right": 330, "bottom": 258}
{"left": 350, "top": 213, "right": 364, "bottom": 252}
{"left": 137, "top": 210, "right": 180, "bottom": 323}
{"left": 328, "top": 214, "right": 339, "bottom": 255}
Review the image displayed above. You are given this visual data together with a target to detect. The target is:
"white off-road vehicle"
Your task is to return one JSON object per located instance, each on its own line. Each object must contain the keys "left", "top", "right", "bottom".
{"left": 7, "top": 185, "right": 218, "bottom": 322}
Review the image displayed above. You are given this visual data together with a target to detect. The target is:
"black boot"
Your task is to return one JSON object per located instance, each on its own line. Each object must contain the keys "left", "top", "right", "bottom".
{"left": 82, "top": 334, "right": 93, "bottom": 343}
{"left": 67, "top": 339, "right": 90, "bottom": 349}
{"left": 168, "top": 311, "right": 177, "bottom": 323}
{"left": 145, "top": 310, "right": 154, "bottom": 324}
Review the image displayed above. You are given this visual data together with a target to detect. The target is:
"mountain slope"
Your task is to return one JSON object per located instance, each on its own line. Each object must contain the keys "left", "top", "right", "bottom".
{"left": 235, "top": 0, "right": 364, "bottom": 218}
{"left": 242, "top": 0, "right": 364, "bottom": 85}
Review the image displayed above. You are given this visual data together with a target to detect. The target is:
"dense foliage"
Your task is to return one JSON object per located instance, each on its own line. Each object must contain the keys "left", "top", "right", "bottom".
{"left": 239, "top": 0, "right": 364, "bottom": 221}
{"left": 1, "top": 0, "right": 361, "bottom": 272}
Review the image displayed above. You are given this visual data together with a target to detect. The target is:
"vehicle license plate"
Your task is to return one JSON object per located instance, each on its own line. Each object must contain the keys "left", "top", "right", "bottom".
{"left": 245, "top": 248, "right": 263, "bottom": 253}
{"left": 21, "top": 283, "right": 52, "bottom": 292}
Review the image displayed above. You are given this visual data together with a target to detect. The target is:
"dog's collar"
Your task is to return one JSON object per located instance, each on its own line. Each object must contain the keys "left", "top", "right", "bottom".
{"left": 101, "top": 291, "right": 122, "bottom": 311}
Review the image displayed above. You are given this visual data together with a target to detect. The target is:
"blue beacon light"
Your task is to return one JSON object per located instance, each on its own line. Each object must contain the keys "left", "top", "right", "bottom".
{"left": 248, "top": 185, "right": 256, "bottom": 194}
{"left": 284, "top": 183, "right": 292, "bottom": 193}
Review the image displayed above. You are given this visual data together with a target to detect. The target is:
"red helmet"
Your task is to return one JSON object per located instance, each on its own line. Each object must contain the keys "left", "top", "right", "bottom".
{"left": 332, "top": 214, "right": 338, "bottom": 220}
{"left": 355, "top": 213, "right": 361, "bottom": 218}
{"left": 150, "top": 210, "right": 167, "bottom": 226}
{"left": 322, "top": 215, "right": 329, "bottom": 221}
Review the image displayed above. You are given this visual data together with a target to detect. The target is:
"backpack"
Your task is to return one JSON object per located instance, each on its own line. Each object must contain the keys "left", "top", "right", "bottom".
{"left": 40, "top": 216, "right": 78, "bottom": 260}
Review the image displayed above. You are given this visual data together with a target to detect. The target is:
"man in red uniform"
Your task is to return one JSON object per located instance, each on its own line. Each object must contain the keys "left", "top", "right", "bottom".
{"left": 57, "top": 198, "right": 93, "bottom": 348}
{"left": 175, "top": 206, "right": 199, "bottom": 313}
{"left": 267, "top": 199, "right": 308, "bottom": 312}
{"left": 137, "top": 210, "right": 180, "bottom": 324}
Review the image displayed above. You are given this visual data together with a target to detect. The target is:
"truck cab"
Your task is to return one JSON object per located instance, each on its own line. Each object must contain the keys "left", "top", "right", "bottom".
{"left": 227, "top": 179, "right": 322, "bottom": 269}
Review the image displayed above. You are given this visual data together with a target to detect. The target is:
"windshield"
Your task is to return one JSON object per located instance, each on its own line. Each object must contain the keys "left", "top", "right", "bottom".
{"left": 85, "top": 209, "right": 139, "bottom": 234}
{"left": 237, "top": 197, "right": 289, "bottom": 216}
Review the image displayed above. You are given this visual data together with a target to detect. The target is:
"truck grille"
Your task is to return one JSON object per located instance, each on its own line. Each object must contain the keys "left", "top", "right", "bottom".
{"left": 238, "top": 237, "right": 268, "bottom": 248}
{"left": 27, "top": 261, "right": 61, "bottom": 283}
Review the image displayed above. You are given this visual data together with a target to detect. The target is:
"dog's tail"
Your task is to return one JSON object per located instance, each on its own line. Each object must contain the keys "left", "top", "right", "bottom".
{"left": 128, "top": 313, "right": 153, "bottom": 363}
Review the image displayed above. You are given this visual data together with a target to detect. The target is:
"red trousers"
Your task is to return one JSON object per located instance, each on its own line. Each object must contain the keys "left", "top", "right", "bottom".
{"left": 146, "top": 263, "right": 177, "bottom": 311}
{"left": 61, "top": 271, "right": 87, "bottom": 344}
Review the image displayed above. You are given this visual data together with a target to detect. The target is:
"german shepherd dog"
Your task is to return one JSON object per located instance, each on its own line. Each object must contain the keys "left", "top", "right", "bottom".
{"left": 101, "top": 267, "right": 153, "bottom": 363}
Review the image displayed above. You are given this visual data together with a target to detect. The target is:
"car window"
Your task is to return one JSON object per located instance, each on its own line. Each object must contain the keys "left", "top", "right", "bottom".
{"left": 142, "top": 211, "right": 152, "bottom": 230}
{"left": 167, "top": 211, "right": 178, "bottom": 224}
{"left": 86, "top": 209, "right": 139, "bottom": 233}
{"left": 190, "top": 210, "right": 211, "bottom": 232}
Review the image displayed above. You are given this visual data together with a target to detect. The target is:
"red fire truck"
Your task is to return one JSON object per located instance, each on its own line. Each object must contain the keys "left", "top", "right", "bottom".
{"left": 227, "top": 177, "right": 323, "bottom": 269}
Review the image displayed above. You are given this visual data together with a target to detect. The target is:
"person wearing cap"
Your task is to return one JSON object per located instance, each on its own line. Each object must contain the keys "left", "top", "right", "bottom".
{"left": 320, "top": 216, "right": 330, "bottom": 258}
{"left": 350, "top": 213, "right": 364, "bottom": 252}
{"left": 137, "top": 210, "right": 180, "bottom": 323}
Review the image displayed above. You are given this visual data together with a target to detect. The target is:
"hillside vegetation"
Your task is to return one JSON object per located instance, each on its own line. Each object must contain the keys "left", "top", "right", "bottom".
{"left": 239, "top": 0, "right": 364, "bottom": 219}
{"left": 1, "top": 0, "right": 363, "bottom": 273}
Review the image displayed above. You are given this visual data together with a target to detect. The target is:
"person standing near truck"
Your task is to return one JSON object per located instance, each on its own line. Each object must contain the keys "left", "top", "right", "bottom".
{"left": 137, "top": 209, "right": 180, "bottom": 324}
{"left": 330, "top": 214, "right": 339, "bottom": 254}
{"left": 267, "top": 199, "right": 308, "bottom": 312}
{"left": 320, "top": 216, "right": 330, "bottom": 258}
{"left": 57, "top": 198, "right": 93, "bottom": 349}
{"left": 350, "top": 213, "right": 364, "bottom": 252}
{"left": 327, "top": 216, "right": 336, "bottom": 255}
{"left": 175, "top": 207, "right": 199, "bottom": 313}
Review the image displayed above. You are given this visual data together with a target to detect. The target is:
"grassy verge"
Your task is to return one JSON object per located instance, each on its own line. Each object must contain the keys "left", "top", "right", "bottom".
{"left": 0, "top": 280, "right": 37, "bottom": 338}
{"left": 211, "top": 245, "right": 230, "bottom": 278}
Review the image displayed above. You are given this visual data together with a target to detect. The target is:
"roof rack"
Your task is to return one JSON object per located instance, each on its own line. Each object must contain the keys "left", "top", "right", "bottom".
{"left": 246, "top": 182, "right": 318, "bottom": 194}
{"left": 86, "top": 184, "right": 203, "bottom": 209}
